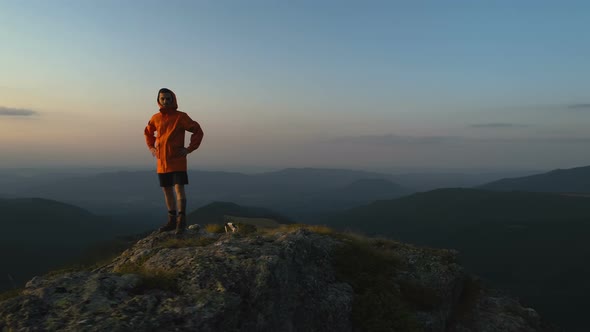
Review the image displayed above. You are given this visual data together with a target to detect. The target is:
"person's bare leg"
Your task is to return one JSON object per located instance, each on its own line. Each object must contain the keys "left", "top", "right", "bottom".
{"left": 158, "top": 186, "right": 177, "bottom": 232}
{"left": 174, "top": 184, "right": 186, "bottom": 214}
{"left": 174, "top": 184, "right": 187, "bottom": 234}
{"left": 163, "top": 186, "right": 176, "bottom": 212}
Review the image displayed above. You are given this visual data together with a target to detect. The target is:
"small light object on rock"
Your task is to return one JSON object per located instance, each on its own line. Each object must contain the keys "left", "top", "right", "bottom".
{"left": 224, "top": 222, "right": 239, "bottom": 233}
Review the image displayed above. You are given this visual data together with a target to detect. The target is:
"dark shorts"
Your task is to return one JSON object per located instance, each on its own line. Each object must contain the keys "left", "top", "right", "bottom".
{"left": 158, "top": 171, "right": 189, "bottom": 187}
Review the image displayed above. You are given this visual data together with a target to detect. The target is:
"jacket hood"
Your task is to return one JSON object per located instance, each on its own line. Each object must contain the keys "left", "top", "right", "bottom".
{"left": 157, "top": 88, "right": 178, "bottom": 113}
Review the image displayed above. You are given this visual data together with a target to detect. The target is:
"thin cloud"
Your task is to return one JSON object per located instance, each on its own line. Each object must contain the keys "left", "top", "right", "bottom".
{"left": 470, "top": 123, "right": 527, "bottom": 128}
{"left": 567, "top": 103, "right": 590, "bottom": 110}
{"left": 537, "top": 137, "right": 590, "bottom": 143}
{"left": 328, "top": 134, "right": 457, "bottom": 145}
{"left": 327, "top": 134, "right": 590, "bottom": 146}
{"left": 0, "top": 107, "right": 39, "bottom": 116}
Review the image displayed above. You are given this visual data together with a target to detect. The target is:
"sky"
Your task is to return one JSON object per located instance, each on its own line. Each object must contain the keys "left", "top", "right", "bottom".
{"left": 1, "top": 0, "right": 590, "bottom": 173}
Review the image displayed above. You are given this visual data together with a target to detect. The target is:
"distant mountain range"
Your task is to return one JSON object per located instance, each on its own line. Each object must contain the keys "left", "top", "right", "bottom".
{"left": 320, "top": 188, "right": 590, "bottom": 331}
{"left": 390, "top": 169, "right": 542, "bottom": 191}
{"left": 479, "top": 165, "right": 590, "bottom": 193}
{"left": 0, "top": 166, "right": 550, "bottom": 223}
{"left": 0, "top": 168, "right": 411, "bottom": 222}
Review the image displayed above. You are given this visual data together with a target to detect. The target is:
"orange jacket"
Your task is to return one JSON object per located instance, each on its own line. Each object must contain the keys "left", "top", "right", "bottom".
{"left": 144, "top": 90, "right": 204, "bottom": 173}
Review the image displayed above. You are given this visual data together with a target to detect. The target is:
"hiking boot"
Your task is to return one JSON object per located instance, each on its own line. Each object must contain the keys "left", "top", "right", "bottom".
{"left": 158, "top": 214, "right": 177, "bottom": 233}
{"left": 175, "top": 214, "right": 187, "bottom": 235}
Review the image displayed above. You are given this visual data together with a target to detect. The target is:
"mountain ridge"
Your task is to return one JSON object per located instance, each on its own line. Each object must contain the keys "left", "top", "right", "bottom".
{"left": 0, "top": 197, "right": 145, "bottom": 293}
{"left": 479, "top": 165, "right": 590, "bottom": 193}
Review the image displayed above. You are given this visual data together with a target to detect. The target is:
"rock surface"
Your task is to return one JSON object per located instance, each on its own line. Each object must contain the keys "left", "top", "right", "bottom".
{"left": 0, "top": 226, "right": 559, "bottom": 331}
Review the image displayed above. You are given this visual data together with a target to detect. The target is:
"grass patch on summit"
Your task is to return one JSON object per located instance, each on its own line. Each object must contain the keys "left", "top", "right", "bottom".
{"left": 256, "top": 223, "right": 335, "bottom": 237}
{"left": 205, "top": 224, "right": 225, "bottom": 233}
{"left": 0, "top": 288, "right": 23, "bottom": 302}
{"left": 289, "top": 223, "right": 334, "bottom": 235}
{"left": 332, "top": 234, "right": 420, "bottom": 331}
{"left": 448, "top": 276, "right": 483, "bottom": 326}
{"left": 115, "top": 260, "right": 180, "bottom": 294}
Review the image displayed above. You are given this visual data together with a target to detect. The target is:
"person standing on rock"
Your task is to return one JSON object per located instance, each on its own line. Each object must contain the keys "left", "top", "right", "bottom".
{"left": 144, "top": 88, "right": 204, "bottom": 235}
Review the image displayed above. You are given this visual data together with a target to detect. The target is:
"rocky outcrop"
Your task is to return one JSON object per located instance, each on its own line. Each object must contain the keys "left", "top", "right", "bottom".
{"left": 0, "top": 226, "right": 558, "bottom": 331}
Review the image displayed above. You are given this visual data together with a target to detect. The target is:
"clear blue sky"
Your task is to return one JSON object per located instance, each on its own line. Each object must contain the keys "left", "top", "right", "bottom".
{"left": 1, "top": 0, "right": 590, "bottom": 172}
